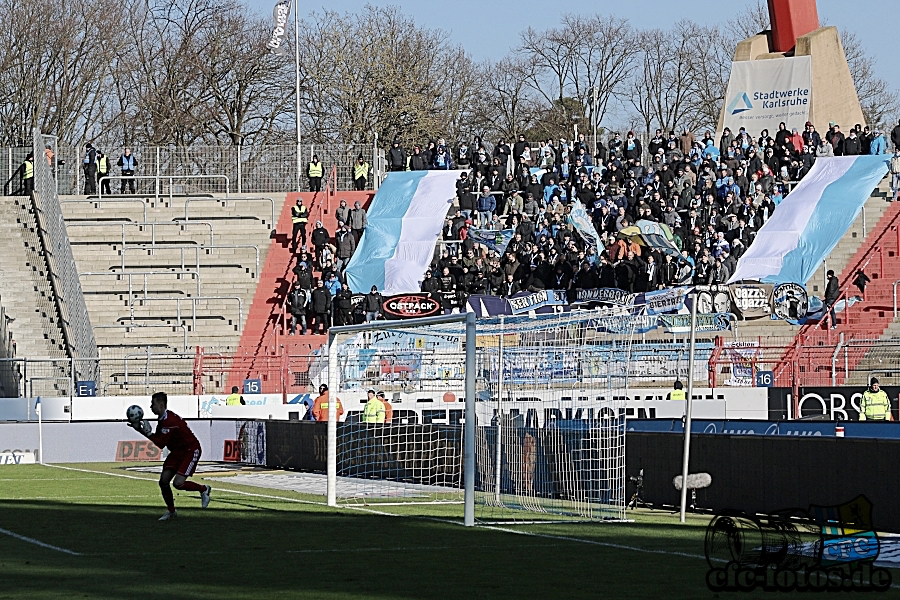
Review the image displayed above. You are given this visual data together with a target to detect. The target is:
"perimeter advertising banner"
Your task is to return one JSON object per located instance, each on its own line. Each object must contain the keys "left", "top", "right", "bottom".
{"left": 722, "top": 56, "right": 812, "bottom": 134}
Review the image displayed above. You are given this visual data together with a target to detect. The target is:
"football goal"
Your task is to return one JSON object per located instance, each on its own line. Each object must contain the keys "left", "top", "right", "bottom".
{"left": 324, "top": 310, "right": 629, "bottom": 525}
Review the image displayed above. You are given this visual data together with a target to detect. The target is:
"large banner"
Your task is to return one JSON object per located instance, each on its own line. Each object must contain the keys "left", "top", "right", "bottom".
{"left": 722, "top": 56, "right": 811, "bottom": 134}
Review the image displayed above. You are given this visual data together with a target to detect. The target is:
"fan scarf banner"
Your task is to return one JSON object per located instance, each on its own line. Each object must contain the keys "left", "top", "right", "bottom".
{"left": 266, "top": 0, "right": 291, "bottom": 56}
{"left": 468, "top": 226, "right": 514, "bottom": 255}
{"left": 722, "top": 56, "right": 811, "bottom": 135}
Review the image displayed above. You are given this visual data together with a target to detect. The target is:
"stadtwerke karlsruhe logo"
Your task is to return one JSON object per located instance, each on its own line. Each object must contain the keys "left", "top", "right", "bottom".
{"left": 705, "top": 495, "right": 892, "bottom": 592}
{"left": 728, "top": 92, "right": 753, "bottom": 115}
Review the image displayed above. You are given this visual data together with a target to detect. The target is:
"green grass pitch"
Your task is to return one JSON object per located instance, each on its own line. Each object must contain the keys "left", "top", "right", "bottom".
{"left": 0, "top": 463, "right": 890, "bottom": 599}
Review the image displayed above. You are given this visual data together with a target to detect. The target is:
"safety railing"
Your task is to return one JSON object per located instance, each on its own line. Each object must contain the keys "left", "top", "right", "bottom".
{"left": 94, "top": 322, "right": 189, "bottom": 351}
{"left": 98, "top": 174, "right": 230, "bottom": 199}
{"left": 60, "top": 197, "right": 149, "bottom": 222}
{"left": 119, "top": 243, "right": 260, "bottom": 278}
{"left": 126, "top": 295, "right": 244, "bottom": 331}
{"left": 79, "top": 270, "right": 203, "bottom": 300}
{"left": 67, "top": 220, "right": 215, "bottom": 248}
{"left": 183, "top": 196, "right": 276, "bottom": 230}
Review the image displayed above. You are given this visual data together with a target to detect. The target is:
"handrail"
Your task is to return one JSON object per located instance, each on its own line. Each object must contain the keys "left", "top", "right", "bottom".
{"left": 79, "top": 270, "right": 202, "bottom": 299}
{"left": 99, "top": 174, "right": 230, "bottom": 200}
{"left": 183, "top": 196, "right": 275, "bottom": 230}
{"left": 777, "top": 195, "right": 900, "bottom": 385}
{"left": 892, "top": 279, "right": 900, "bottom": 318}
{"left": 61, "top": 197, "right": 148, "bottom": 222}
{"left": 831, "top": 332, "right": 845, "bottom": 386}
{"left": 30, "top": 191, "right": 77, "bottom": 360}
{"left": 120, "top": 243, "right": 259, "bottom": 278}
{"left": 127, "top": 295, "right": 243, "bottom": 331}
{"left": 94, "top": 322, "right": 189, "bottom": 351}
{"left": 67, "top": 220, "right": 215, "bottom": 248}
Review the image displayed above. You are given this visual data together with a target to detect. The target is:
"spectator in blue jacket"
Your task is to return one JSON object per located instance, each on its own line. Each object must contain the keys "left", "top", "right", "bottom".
{"left": 476, "top": 185, "right": 496, "bottom": 227}
{"left": 702, "top": 139, "right": 720, "bottom": 162}
{"left": 871, "top": 130, "right": 887, "bottom": 155}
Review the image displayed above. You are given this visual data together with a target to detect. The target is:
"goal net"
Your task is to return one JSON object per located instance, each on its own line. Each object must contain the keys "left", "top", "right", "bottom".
{"left": 323, "top": 310, "right": 629, "bottom": 522}
{"left": 472, "top": 312, "right": 627, "bottom": 522}
{"left": 324, "top": 314, "right": 473, "bottom": 507}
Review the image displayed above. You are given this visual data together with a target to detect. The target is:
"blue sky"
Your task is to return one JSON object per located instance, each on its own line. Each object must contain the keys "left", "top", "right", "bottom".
{"left": 247, "top": 0, "right": 895, "bottom": 95}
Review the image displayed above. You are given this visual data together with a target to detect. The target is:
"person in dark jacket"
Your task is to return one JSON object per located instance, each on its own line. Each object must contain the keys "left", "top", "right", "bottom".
{"left": 853, "top": 270, "right": 870, "bottom": 296}
{"left": 333, "top": 282, "right": 354, "bottom": 326}
{"left": 891, "top": 120, "right": 900, "bottom": 151}
{"left": 287, "top": 282, "right": 309, "bottom": 335}
{"left": 310, "top": 221, "right": 330, "bottom": 267}
{"left": 824, "top": 269, "right": 840, "bottom": 330}
{"left": 409, "top": 146, "right": 429, "bottom": 171}
{"left": 310, "top": 279, "right": 332, "bottom": 334}
{"left": 335, "top": 223, "right": 356, "bottom": 272}
{"left": 388, "top": 140, "right": 407, "bottom": 172}
{"left": 421, "top": 270, "right": 441, "bottom": 297}
{"left": 364, "top": 286, "right": 382, "bottom": 322}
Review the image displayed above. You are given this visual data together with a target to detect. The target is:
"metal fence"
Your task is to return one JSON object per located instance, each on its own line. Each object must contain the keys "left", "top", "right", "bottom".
{"left": 31, "top": 130, "right": 98, "bottom": 383}
{"left": 1, "top": 143, "right": 387, "bottom": 196}
{"left": 9, "top": 333, "right": 900, "bottom": 399}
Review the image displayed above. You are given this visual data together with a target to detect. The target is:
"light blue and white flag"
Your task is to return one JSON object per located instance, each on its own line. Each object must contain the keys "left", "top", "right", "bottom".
{"left": 345, "top": 171, "right": 457, "bottom": 294}
{"left": 567, "top": 199, "right": 602, "bottom": 255}
{"left": 729, "top": 156, "right": 889, "bottom": 284}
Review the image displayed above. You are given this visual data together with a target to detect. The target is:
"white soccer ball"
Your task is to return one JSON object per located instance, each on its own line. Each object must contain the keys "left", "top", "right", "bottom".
{"left": 126, "top": 405, "right": 144, "bottom": 423}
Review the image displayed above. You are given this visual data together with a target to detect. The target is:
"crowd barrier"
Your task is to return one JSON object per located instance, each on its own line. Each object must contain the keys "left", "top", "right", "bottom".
{"left": 0, "top": 419, "right": 240, "bottom": 463}
{"left": 627, "top": 419, "right": 900, "bottom": 439}
{"left": 626, "top": 432, "right": 900, "bottom": 532}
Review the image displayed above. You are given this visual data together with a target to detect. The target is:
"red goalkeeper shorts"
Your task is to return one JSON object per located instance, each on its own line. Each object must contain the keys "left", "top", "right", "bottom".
{"left": 163, "top": 447, "right": 201, "bottom": 477}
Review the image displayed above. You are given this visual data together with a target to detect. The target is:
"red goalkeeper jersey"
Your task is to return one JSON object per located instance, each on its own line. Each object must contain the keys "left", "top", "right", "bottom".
{"left": 149, "top": 410, "right": 200, "bottom": 452}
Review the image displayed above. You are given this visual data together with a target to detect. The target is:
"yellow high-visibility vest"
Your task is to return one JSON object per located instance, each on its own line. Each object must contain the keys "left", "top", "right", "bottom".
{"left": 669, "top": 389, "right": 686, "bottom": 401}
{"left": 291, "top": 204, "right": 308, "bottom": 224}
{"left": 362, "top": 398, "right": 385, "bottom": 423}
{"left": 23, "top": 160, "right": 33, "bottom": 180}
{"left": 98, "top": 155, "right": 109, "bottom": 174}
{"left": 226, "top": 393, "right": 243, "bottom": 406}
{"left": 860, "top": 390, "right": 891, "bottom": 420}
{"left": 354, "top": 162, "right": 369, "bottom": 179}
{"left": 308, "top": 162, "right": 323, "bottom": 178}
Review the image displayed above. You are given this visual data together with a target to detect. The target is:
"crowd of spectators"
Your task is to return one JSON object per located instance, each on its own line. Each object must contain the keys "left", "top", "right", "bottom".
{"left": 422, "top": 121, "right": 892, "bottom": 310}
{"left": 286, "top": 120, "right": 896, "bottom": 331}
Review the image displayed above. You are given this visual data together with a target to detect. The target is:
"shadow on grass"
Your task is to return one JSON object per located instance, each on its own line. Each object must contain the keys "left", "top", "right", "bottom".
{"left": 0, "top": 499, "right": 733, "bottom": 600}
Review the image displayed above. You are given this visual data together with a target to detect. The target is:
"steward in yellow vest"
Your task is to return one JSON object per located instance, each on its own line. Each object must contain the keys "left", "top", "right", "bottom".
{"left": 860, "top": 378, "right": 893, "bottom": 420}
{"left": 362, "top": 389, "right": 385, "bottom": 423}
{"left": 667, "top": 380, "right": 686, "bottom": 401}
{"left": 308, "top": 154, "right": 324, "bottom": 192}
{"left": 225, "top": 386, "right": 245, "bottom": 406}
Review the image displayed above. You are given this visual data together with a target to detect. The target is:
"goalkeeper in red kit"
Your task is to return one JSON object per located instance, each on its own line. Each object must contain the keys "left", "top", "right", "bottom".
{"left": 129, "top": 391, "right": 211, "bottom": 520}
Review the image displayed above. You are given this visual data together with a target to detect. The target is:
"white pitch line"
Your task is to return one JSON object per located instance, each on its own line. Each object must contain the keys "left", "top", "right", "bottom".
{"left": 482, "top": 525, "right": 710, "bottom": 561}
{"left": 42, "top": 464, "right": 327, "bottom": 507}
{"left": 0, "top": 527, "right": 81, "bottom": 556}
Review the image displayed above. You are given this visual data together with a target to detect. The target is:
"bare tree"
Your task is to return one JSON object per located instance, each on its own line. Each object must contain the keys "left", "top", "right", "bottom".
{"left": 840, "top": 30, "right": 899, "bottom": 128}
{"left": 295, "top": 5, "right": 477, "bottom": 146}
{"left": 629, "top": 28, "right": 700, "bottom": 136}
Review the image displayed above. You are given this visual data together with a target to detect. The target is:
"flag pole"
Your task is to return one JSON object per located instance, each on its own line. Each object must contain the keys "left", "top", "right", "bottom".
{"left": 293, "top": 0, "right": 301, "bottom": 193}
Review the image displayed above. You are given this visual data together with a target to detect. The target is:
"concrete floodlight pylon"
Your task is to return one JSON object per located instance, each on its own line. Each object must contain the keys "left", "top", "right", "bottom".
{"left": 717, "top": 0, "right": 865, "bottom": 136}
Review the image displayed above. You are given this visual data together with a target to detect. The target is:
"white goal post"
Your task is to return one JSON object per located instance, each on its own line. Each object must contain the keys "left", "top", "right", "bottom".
{"left": 323, "top": 310, "right": 629, "bottom": 525}
{"left": 326, "top": 313, "right": 477, "bottom": 524}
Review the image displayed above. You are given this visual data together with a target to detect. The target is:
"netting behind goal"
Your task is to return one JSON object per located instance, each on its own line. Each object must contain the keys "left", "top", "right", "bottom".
{"left": 325, "top": 315, "right": 470, "bottom": 506}
{"left": 324, "top": 311, "right": 628, "bottom": 521}
{"left": 472, "top": 312, "right": 627, "bottom": 522}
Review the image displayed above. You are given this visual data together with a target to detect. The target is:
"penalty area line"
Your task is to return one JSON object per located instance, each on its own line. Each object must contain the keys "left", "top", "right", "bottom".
{"left": 0, "top": 527, "right": 81, "bottom": 556}
{"left": 42, "top": 464, "right": 327, "bottom": 507}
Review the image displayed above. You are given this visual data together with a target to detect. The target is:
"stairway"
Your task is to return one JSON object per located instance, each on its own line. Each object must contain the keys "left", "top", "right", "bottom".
{"left": 0, "top": 196, "right": 69, "bottom": 396}
{"left": 227, "top": 189, "right": 375, "bottom": 393}
{"left": 775, "top": 177, "right": 900, "bottom": 386}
